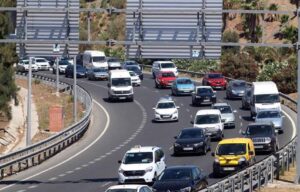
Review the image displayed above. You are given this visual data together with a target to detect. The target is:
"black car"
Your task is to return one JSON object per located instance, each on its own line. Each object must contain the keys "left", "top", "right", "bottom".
{"left": 65, "top": 65, "right": 87, "bottom": 78}
{"left": 192, "top": 86, "right": 216, "bottom": 106}
{"left": 125, "top": 65, "right": 143, "bottom": 80}
{"left": 226, "top": 80, "right": 247, "bottom": 99}
{"left": 173, "top": 128, "right": 211, "bottom": 156}
{"left": 152, "top": 165, "right": 208, "bottom": 192}
{"left": 242, "top": 122, "right": 279, "bottom": 153}
{"left": 122, "top": 60, "right": 143, "bottom": 70}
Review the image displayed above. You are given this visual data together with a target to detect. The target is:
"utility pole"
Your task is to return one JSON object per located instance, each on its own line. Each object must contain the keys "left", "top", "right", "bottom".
{"left": 296, "top": 7, "right": 300, "bottom": 184}
{"left": 73, "top": 57, "right": 77, "bottom": 122}
{"left": 56, "top": 56, "right": 59, "bottom": 96}
{"left": 26, "top": 57, "right": 32, "bottom": 146}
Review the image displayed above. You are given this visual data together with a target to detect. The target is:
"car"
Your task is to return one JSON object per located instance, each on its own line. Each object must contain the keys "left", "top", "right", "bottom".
{"left": 212, "top": 103, "right": 236, "bottom": 128}
{"left": 202, "top": 73, "right": 227, "bottom": 90}
{"left": 124, "top": 65, "right": 143, "bottom": 80}
{"left": 129, "top": 71, "right": 141, "bottom": 86}
{"left": 242, "top": 87, "right": 252, "bottom": 109}
{"left": 155, "top": 71, "right": 176, "bottom": 89}
{"left": 16, "top": 59, "right": 38, "bottom": 72}
{"left": 87, "top": 67, "right": 108, "bottom": 80}
{"left": 211, "top": 138, "right": 256, "bottom": 177}
{"left": 255, "top": 110, "right": 284, "bottom": 133}
{"left": 173, "top": 128, "right": 211, "bottom": 156}
{"left": 65, "top": 65, "right": 87, "bottom": 78}
{"left": 52, "top": 59, "right": 70, "bottom": 74}
{"left": 153, "top": 97, "right": 179, "bottom": 122}
{"left": 105, "top": 185, "right": 153, "bottom": 192}
{"left": 242, "top": 122, "right": 279, "bottom": 153}
{"left": 107, "top": 57, "right": 122, "bottom": 69}
{"left": 192, "top": 109, "right": 224, "bottom": 140}
{"left": 152, "top": 165, "right": 208, "bottom": 192}
{"left": 226, "top": 80, "right": 247, "bottom": 99}
{"left": 191, "top": 86, "right": 216, "bottom": 106}
{"left": 152, "top": 60, "right": 178, "bottom": 78}
{"left": 118, "top": 145, "right": 166, "bottom": 184}
{"left": 171, "top": 77, "right": 195, "bottom": 96}
{"left": 33, "top": 57, "right": 50, "bottom": 70}
{"left": 122, "top": 60, "right": 142, "bottom": 70}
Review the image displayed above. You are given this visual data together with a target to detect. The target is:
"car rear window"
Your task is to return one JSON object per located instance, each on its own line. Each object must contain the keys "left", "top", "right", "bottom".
{"left": 208, "top": 74, "right": 223, "bottom": 78}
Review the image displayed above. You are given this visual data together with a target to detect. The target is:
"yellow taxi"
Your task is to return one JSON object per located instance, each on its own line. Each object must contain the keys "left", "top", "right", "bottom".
{"left": 211, "top": 138, "right": 256, "bottom": 177}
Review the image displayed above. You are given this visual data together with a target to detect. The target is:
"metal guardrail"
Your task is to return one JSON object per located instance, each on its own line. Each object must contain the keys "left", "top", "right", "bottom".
{"left": 143, "top": 64, "right": 297, "bottom": 191}
{"left": 0, "top": 72, "right": 92, "bottom": 178}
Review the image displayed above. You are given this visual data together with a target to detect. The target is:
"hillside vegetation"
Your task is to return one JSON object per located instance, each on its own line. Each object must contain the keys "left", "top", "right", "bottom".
{"left": 80, "top": 0, "right": 298, "bottom": 94}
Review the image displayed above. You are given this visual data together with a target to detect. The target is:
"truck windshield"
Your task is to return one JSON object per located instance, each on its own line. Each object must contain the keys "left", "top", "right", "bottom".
{"left": 123, "top": 152, "right": 153, "bottom": 164}
{"left": 112, "top": 78, "right": 131, "bottom": 86}
{"left": 93, "top": 56, "right": 106, "bottom": 62}
{"left": 106, "top": 189, "right": 136, "bottom": 192}
{"left": 217, "top": 143, "right": 246, "bottom": 155}
{"left": 196, "top": 115, "right": 220, "bottom": 124}
{"left": 255, "top": 94, "right": 280, "bottom": 103}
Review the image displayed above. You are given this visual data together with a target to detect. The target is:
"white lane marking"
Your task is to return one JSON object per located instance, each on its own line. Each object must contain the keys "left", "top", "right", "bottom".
{"left": 89, "top": 161, "right": 95, "bottom": 164}
{"left": 101, "top": 182, "right": 112, "bottom": 187}
{"left": 180, "top": 103, "right": 184, "bottom": 106}
{"left": 75, "top": 167, "right": 82, "bottom": 170}
{"left": 16, "top": 190, "right": 26, "bottom": 192}
{"left": 0, "top": 100, "right": 110, "bottom": 191}
{"left": 282, "top": 109, "right": 296, "bottom": 139}
{"left": 66, "top": 171, "right": 74, "bottom": 174}
{"left": 28, "top": 186, "right": 37, "bottom": 189}
{"left": 239, "top": 115, "right": 242, "bottom": 120}
{"left": 169, "top": 146, "right": 173, "bottom": 151}
{"left": 82, "top": 164, "right": 88, "bottom": 167}
{"left": 48, "top": 177, "right": 57, "bottom": 181}
{"left": 58, "top": 174, "right": 66, "bottom": 177}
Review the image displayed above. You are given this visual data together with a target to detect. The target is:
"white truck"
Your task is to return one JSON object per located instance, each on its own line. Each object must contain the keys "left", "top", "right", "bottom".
{"left": 250, "top": 81, "right": 281, "bottom": 118}
{"left": 108, "top": 70, "right": 134, "bottom": 102}
{"left": 83, "top": 50, "right": 108, "bottom": 69}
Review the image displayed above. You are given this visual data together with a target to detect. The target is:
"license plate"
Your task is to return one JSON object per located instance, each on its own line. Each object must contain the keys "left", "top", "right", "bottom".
{"left": 206, "top": 132, "right": 212, "bottom": 135}
{"left": 223, "top": 167, "right": 235, "bottom": 171}
{"left": 183, "top": 147, "right": 193, "bottom": 151}
{"left": 204, "top": 99, "right": 210, "bottom": 102}
{"left": 119, "top": 97, "right": 126, "bottom": 100}
{"left": 255, "top": 145, "right": 264, "bottom": 149}
{"left": 162, "top": 115, "right": 170, "bottom": 118}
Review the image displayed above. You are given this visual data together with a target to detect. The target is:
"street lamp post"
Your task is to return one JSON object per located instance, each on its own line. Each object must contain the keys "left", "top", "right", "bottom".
{"left": 73, "top": 57, "right": 77, "bottom": 122}
{"left": 296, "top": 8, "right": 300, "bottom": 184}
{"left": 56, "top": 56, "right": 59, "bottom": 96}
{"left": 26, "top": 57, "right": 32, "bottom": 146}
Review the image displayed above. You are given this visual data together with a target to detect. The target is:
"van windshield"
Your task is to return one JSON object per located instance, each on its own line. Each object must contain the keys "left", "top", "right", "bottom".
{"left": 112, "top": 78, "right": 131, "bottom": 86}
{"left": 195, "top": 114, "right": 220, "bottom": 124}
{"left": 255, "top": 94, "right": 280, "bottom": 103}
{"left": 123, "top": 152, "right": 153, "bottom": 164}
{"left": 217, "top": 143, "right": 246, "bottom": 155}
{"left": 161, "top": 63, "right": 175, "bottom": 68}
{"left": 93, "top": 56, "right": 106, "bottom": 62}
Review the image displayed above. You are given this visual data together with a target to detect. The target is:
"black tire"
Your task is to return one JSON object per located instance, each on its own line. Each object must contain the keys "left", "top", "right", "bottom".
{"left": 199, "top": 180, "right": 208, "bottom": 190}
{"left": 202, "top": 145, "right": 207, "bottom": 155}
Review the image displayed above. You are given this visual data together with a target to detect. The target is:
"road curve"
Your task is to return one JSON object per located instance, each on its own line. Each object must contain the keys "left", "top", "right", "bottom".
{"left": 0, "top": 72, "right": 296, "bottom": 192}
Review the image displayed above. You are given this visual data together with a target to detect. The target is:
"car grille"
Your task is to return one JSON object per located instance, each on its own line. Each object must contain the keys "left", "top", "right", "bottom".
{"left": 123, "top": 170, "right": 145, "bottom": 176}
{"left": 114, "top": 90, "right": 131, "bottom": 94}
{"left": 252, "top": 137, "right": 267, "bottom": 143}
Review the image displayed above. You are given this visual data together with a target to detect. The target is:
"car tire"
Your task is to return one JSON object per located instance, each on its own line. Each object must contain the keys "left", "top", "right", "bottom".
{"left": 152, "top": 72, "right": 156, "bottom": 79}
{"left": 199, "top": 180, "right": 208, "bottom": 190}
{"left": 202, "top": 145, "right": 207, "bottom": 155}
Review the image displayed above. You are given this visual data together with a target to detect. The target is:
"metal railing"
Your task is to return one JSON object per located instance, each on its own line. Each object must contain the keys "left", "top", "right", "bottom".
{"left": 0, "top": 73, "right": 92, "bottom": 178}
{"left": 143, "top": 64, "right": 297, "bottom": 191}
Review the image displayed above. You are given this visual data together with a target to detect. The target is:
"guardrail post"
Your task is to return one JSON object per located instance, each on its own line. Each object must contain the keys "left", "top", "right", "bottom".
{"left": 240, "top": 174, "right": 244, "bottom": 192}
{"left": 249, "top": 169, "right": 253, "bottom": 192}
{"left": 26, "top": 159, "right": 29, "bottom": 169}
{"left": 38, "top": 154, "right": 41, "bottom": 163}
{"left": 18, "top": 162, "right": 21, "bottom": 172}
{"left": 258, "top": 165, "right": 261, "bottom": 190}
{"left": 0, "top": 169, "right": 4, "bottom": 179}
{"left": 9, "top": 165, "right": 13, "bottom": 175}
{"left": 275, "top": 153, "right": 280, "bottom": 180}
{"left": 270, "top": 158, "right": 274, "bottom": 183}
{"left": 31, "top": 157, "right": 35, "bottom": 166}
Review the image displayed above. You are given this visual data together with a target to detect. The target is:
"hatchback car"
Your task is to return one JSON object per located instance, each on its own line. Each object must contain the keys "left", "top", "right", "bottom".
{"left": 153, "top": 97, "right": 179, "bottom": 122}
{"left": 65, "top": 65, "right": 87, "bottom": 78}
{"left": 107, "top": 57, "right": 122, "bottom": 69}
{"left": 171, "top": 77, "right": 195, "bottom": 96}
{"left": 173, "top": 128, "right": 211, "bottom": 155}
{"left": 192, "top": 86, "right": 216, "bottom": 106}
{"left": 152, "top": 165, "right": 208, "bottom": 192}
{"left": 202, "top": 73, "right": 227, "bottom": 90}
{"left": 155, "top": 71, "right": 176, "bottom": 89}
{"left": 212, "top": 103, "right": 236, "bottom": 128}
{"left": 87, "top": 67, "right": 108, "bottom": 80}
{"left": 125, "top": 65, "right": 143, "bottom": 80}
{"left": 33, "top": 57, "right": 50, "bottom": 70}
{"left": 16, "top": 59, "right": 38, "bottom": 72}
{"left": 129, "top": 71, "right": 141, "bottom": 86}
{"left": 105, "top": 185, "right": 153, "bottom": 192}
{"left": 242, "top": 87, "right": 252, "bottom": 109}
{"left": 226, "top": 80, "right": 247, "bottom": 99}
{"left": 255, "top": 110, "right": 284, "bottom": 133}
{"left": 52, "top": 59, "right": 70, "bottom": 74}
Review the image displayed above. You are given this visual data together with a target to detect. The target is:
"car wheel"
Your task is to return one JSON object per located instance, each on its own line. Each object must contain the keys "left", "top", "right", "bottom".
{"left": 192, "top": 99, "right": 196, "bottom": 106}
{"left": 199, "top": 180, "right": 208, "bottom": 190}
{"left": 152, "top": 72, "right": 156, "bottom": 79}
{"left": 202, "top": 145, "right": 207, "bottom": 155}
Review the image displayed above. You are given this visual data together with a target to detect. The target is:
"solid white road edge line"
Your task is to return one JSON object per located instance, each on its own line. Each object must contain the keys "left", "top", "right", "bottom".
{"left": 282, "top": 109, "right": 296, "bottom": 139}
{"left": 0, "top": 99, "right": 110, "bottom": 191}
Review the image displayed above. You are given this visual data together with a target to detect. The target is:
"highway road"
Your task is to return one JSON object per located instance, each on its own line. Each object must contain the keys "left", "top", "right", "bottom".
{"left": 0, "top": 71, "right": 296, "bottom": 192}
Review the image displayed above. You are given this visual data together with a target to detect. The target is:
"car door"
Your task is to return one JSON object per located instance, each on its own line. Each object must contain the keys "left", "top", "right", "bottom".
{"left": 192, "top": 168, "right": 201, "bottom": 190}
{"left": 155, "top": 149, "right": 165, "bottom": 175}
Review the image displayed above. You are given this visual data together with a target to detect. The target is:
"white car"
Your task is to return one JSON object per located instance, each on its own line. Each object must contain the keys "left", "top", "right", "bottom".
{"left": 118, "top": 145, "right": 166, "bottom": 184}
{"left": 129, "top": 71, "right": 141, "bottom": 86}
{"left": 52, "top": 60, "right": 69, "bottom": 74}
{"left": 193, "top": 109, "right": 224, "bottom": 140}
{"left": 33, "top": 57, "right": 50, "bottom": 70}
{"left": 153, "top": 97, "right": 179, "bottom": 122}
{"left": 105, "top": 185, "right": 153, "bottom": 192}
{"left": 151, "top": 61, "right": 178, "bottom": 78}
{"left": 16, "top": 59, "right": 38, "bottom": 72}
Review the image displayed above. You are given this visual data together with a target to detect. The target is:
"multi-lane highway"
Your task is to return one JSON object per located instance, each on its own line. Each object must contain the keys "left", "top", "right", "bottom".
{"left": 0, "top": 72, "right": 296, "bottom": 192}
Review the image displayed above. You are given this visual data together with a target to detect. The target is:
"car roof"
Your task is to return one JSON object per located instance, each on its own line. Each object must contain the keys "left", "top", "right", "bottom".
{"left": 176, "top": 77, "right": 192, "bottom": 81}
{"left": 165, "top": 165, "right": 198, "bottom": 170}
{"left": 219, "top": 138, "right": 252, "bottom": 145}
{"left": 107, "top": 185, "right": 146, "bottom": 190}
{"left": 154, "top": 60, "right": 173, "bottom": 64}
{"left": 157, "top": 96, "right": 174, "bottom": 103}
{"left": 196, "top": 109, "right": 221, "bottom": 116}
{"left": 212, "top": 103, "right": 230, "bottom": 107}
{"left": 127, "top": 145, "right": 159, "bottom": 153}
{"left": 159, "top": 71, "right": 174, "bottom": 74}
{"left": 181, "top": 128, "right": 204, "bottom": 132}
{"left": 195, "top": 86, "right": 212, "bottom": 89}
{"left": 230, "top": 80, "right": 246, "bottom": 84}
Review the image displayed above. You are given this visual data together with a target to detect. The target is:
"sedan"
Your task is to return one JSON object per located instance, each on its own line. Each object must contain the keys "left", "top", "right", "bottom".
{"left": 152, "top": 166, "right": 208, "bottom": 192}
{"left": 171, "top": 77, "right": 195, "bottom": 96}
{"left": 192, "top": 86, "right": 216, "bottom": 106}
{"left": 65, "top": 65, "right": 87, "bottom": 78}
{"left": 87, "top": 67, "right": 108, "bottom": 80}
{"left": 125, "top": 65, "right": 143, "bottom": 80}
{"left": 16, "top": 59, "right": 38, "bottom": 72}
{"left": 173, "top": 128, "right": 211, "bottom": 156}
{"left": 226, "top": 80, "right": 247, "bottom": 99}
{"left": 255, "top": 110, "right": 284, "bottom": 133}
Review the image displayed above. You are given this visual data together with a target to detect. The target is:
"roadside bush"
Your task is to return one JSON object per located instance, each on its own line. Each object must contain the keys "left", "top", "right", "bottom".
{"left": 222, "top": 30, "right": 240, "bottom": 54}
{"left": 281, "top": 25, "right": 298, "bottom": 43}
{"left": 257, "top": 61, "right": 288, "bottom": 81}
{"left": 280, "top": 15, "right": 289, "bottom": 25}
{"left": 172, "top": 59, "right": 218, "bottom": 73}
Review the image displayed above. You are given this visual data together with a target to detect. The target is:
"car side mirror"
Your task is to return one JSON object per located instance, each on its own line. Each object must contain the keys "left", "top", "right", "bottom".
{"left": 190, "top": 120, "right": 194, "bottom": 124}
{"left": 174, "top": 136, "right": 178, "bottom": 139}
{"left": 249, "top": 151, "right": 254, "bottom": 156}
{"left": 211, "top": 152, "right": 215, "bottom": 157}
{"left": 118, "top": 160, "right": 122, "bottom": 164}
{"left": 233, "top": 110, "right": 237, "bottom": 113}
{"left": 153, "top": 107, "right": 156, "bottom": 110}
{"left": 239, "top": 129, "right": 246, "bottom": 135}
{"left": 176, "top": 106, "right": 180, "bottom": 109}
{"left": 213, "top": 91, "right": 216, "bottom": 94}
{"left": 275, "top": 129, "right": 279, "bottom": 134}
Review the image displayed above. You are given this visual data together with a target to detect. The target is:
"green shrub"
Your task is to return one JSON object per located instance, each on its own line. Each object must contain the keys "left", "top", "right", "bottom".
{"left": 257, "top": 61, "right": 288, "bottom": 81}
{"left": 280, "top": 15, "right": 289, "bottom": 25}
{"left": 222, "top": 30, "right": 240, "bottom": 54}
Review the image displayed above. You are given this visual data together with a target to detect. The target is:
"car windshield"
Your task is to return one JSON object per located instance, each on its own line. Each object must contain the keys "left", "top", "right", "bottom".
{"left": 158, "top": 168, "right": 192, "bottom": 181}
{"left": 217, "top": 143, "right": 246, "bottom": 155}
{"left": 129, "top": 71, "right": 136, "bottom": 76}
{"left": 112, "top": 78, "right": 131, "bottom": 86}
{"left": 232, "top": 81, "right": 246, "bottom": 87}
{"left": 179, "top": 129, "right": 204, "bottom": 139}
{"left": 161, "top": 72, "right": 175, "bottom": 77}
{"left": 93, "top": 56, "right": 105, "bottom": 62}
{"left": 177, "top": 79, "right": 192, "bottom": 85}
{"left": 59, "top": 60, "right": 69, "bottom": 65}
{"left": 257, "top": 111, "right": 280, "bottom": 119}
{"left": 213, "top": 106, "right": 232, "bottom": 114}
{"left": 93, "top": 68, "right": 107, "bottom": 72}
{"left": 197, "top": 88, "right": 213, "bottom": 95}
{"left": 76, "top": 65, "right": 85, "bottom": 70}
{"left": 208, "top": 74, "right": 223, "bottom": 78}
{"left": 123, "top": 152, "right": 153, "bottom": 164}
{"left": 126, "top": 66, "right": 140, "bottom": 73}
{"left": 246, "top": 125, "right": 273, "bottom": 136}
{"left": 157, "top": 102, "right": 175, "bottom": 109}
{"left": 195, "top": 114, "right": 220, "bottom": 124}
{"left": 108, "top": 58, "right": 119, "bottom": 62}
{"left": 106, "top": 189, "right": 136, "bottom": 192}
{"left": 161, "top": 63, "right": 175, "bottom": 68}
{"left": 36, "top": 59, "right": 47, "bottom": 63}
{"left": 23, "top": 60, "right": 29, "bottom": 65}
{"left": 255, "top": 94, "right": 280, "bottom": 103}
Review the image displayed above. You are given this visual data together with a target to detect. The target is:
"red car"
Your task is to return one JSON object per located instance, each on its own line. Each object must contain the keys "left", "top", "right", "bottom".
{"left": 202, "top": 72, "right": 227, "bottom": 90}
{"left": 155, "top": 71, "right": 176, "bottom": 88}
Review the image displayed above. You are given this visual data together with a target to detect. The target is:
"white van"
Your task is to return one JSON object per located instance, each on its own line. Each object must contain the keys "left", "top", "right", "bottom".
{"left": 108, "top": 70, "right": 134, "bottom": 102}
{"left": 83, "top": 50, "right": 108, "bottom": 69}
{"left": 151, "top": 61, "right": 178, "bottom": 78}
{"left": 250, "top": 81, "right": 281, "bottom": 118}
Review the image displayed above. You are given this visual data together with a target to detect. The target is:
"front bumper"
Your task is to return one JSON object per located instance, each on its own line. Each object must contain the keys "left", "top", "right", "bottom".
{"left": 94, "top": 75, "right": 108, "bottom": 80}
{"left": 118, "top": 171, "right": 155, "bottom": 184}
{"left": 174, "top": 144, "right": 205, "bottom": 154}
{"left": 154, "top": 113, "right": 178, "bottom": 122}
{"left": 229, "top": 91, "right": 244, "bottom": 98}
{"left": 176, "top": 89, "right": 194, "bottom": 95}
{"left": 223, "top": 121, "right": 235, "bottom": 128}
{"left": 109, "top": 94, "right": 134, "bottom": 101}
{"left": 254, "top": 143, "right": 273, "bottom": 152}
{"left": 193, "top": 97, "right": 216, "bottom": 105}
{"left": 132, "top": 80, "right": 141, "bottom": 86}
{"left": 206, "top": 130, "right": 222, "bottom": 139}
{"left": 213, "top": 163, "right": 243, "bottom": 175}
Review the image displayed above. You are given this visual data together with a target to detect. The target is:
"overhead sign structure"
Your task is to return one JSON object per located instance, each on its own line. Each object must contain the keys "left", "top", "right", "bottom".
{"left": 126, "top": 0, "right": 223, "bottom": 59}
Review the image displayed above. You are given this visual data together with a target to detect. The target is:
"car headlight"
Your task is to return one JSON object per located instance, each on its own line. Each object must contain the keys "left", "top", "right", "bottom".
{"left": 145, "top": 166, "right": 153, "bottom": 172}
{"left": 173, "top": 111, "right": 178, "bottom": 115}
{"left": 118, "top": 168, "right": 124, "bottom": 173}
{"left": 174, "top": 143, "right": 181, "bottom": 147}
{"left": 212, "top": 94, "right": 216, "bottom": 97}
{"left": 180, "top": 186, "right": 191, "bottom": 192}
{"left": 194, "top": 142, "right": 203, "bottom": 146}
{"left": 155, "top": 111, "right": 160, "bottom": 115}
{"left": 129, "top": 88, "right": 133, "bottom": 93}
{"left": 214, "top": 158, "right": 220, "bottom": 163}
{"left": 195, "top": 96, "right": 201, "bottom": 98}
{"left": 238, "top": 157, "right": 246, "bottom": 164}
{"left": 265, "top": 137, "right": 272, "bottom": 143}
{"left": 232, "top": 90, "right": 237, "bottom": 94}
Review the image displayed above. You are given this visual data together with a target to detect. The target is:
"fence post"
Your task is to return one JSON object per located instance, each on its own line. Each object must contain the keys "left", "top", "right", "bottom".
{"left": 275, "top": 153, "right": 280, "bottom": 180}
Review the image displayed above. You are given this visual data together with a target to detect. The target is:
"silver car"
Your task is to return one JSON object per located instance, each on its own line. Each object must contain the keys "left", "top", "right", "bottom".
{"left": 255, "top": 110, "right": 284, "bottom": 133}
{"left": 212, "top": 103, "right": 236, "bottom": 128}
{"left": 226, "top": 80, "right": 247, "bottom": 99}
{"left": 87, "top": 67, "right": 108, "bottom": 80}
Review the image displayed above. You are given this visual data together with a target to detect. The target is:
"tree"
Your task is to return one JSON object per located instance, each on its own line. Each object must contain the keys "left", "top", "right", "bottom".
{"left": 257, "top": 61, "right": 288, "bottom": 81}
{"left": 222, "top": 30, "right": 240, "bottom": 54}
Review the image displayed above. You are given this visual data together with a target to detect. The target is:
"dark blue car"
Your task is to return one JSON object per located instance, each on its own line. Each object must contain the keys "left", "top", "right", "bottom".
{"left": 65, "top": 65, "right": 87, "bottom": 78}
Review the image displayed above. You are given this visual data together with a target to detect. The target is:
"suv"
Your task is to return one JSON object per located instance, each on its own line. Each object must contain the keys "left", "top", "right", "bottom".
{"left": 33, "top": 57, "right": 50, "bottom": 71}
{"left": 152, "top": 61, "right": 178, "bottom": 78}
{"left": 211, "top": 138, "right": 256, "bottom": 177}
{"left": 192, "top": 109, "right": 224, "bottom": 140}
{"left": 212, "top": 103, "right": 236, "bottom": 128}
{"left": 192, "top": 86, "right": 216, "bottom": 106}
{"left": 226, "top": 80, "right": 247, "bottom": 99}
{"left": 153, "top": 97, "right": 179, "bottom": 122}
{"left": 107, "top": 57, "right": 122, "bottom": 69}
{"left": 242, "top": 122, "right": 279, "bottom": 153}
{"left": 155, "top": 71, "right": 176, "bottom": 89}
{"left": 202, "top": 73, "right": 227, "bottom": 90}
{"left": 118, "top": 145, "right": 166, "bottom": 184}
